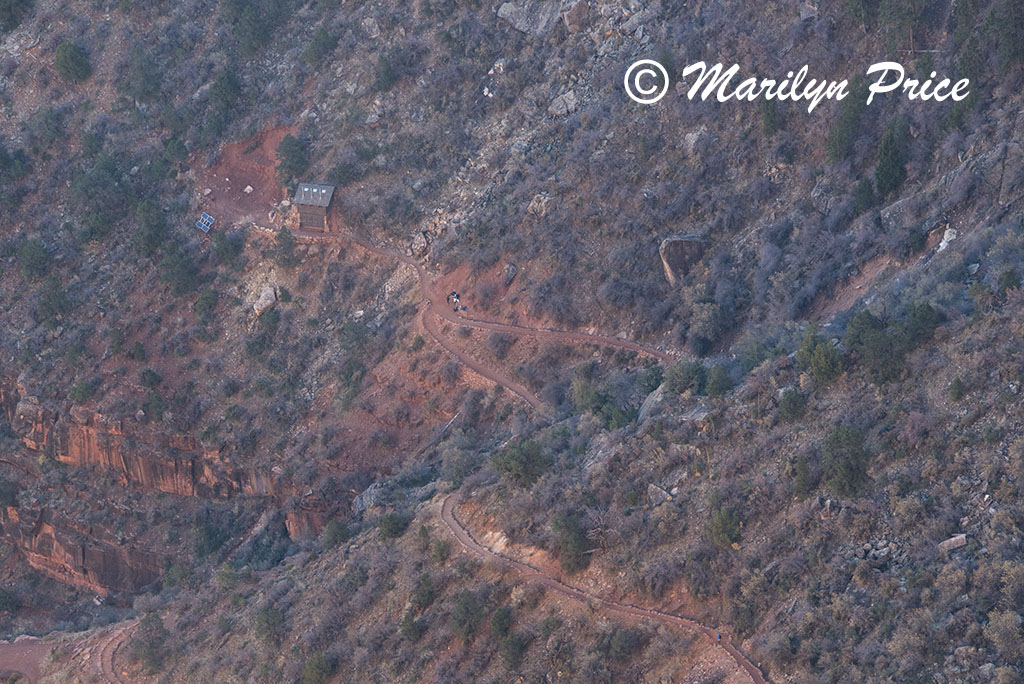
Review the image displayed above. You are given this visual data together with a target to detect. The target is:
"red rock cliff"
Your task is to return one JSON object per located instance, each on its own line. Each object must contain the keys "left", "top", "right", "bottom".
{"left": 1, "top": 506, "right": 163, "bottom": 595}
{"left": 7, "top": 381, "right": 277, "bottom": 499}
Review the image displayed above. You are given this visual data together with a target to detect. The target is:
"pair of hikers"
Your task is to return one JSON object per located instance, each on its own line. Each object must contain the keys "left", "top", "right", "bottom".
{"left": 446, "top": 290, "right": 465, "bottom": 312}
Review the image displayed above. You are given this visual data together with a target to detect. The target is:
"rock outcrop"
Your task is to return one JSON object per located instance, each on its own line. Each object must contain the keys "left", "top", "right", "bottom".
{"left": 659, "top": 235, "right": 705, "bottom": 286}
{"left": 1, "top": 506, "right": 163, "bottom": 595}
{"left": 284, "top": 506, "right": 328, "bottom": 540}
{"left": 561, "top": 0, "right": 590, "bottom": 33}
{"left": 497, "top": 1, "right": 561, "bottom": 36}
{"left": 0, "top": 376, "right": 341, "bottom": 594}
{"left": 252, "top": 285, "right": 278, "bottom": 316}
{"left": 6, "top": 382, "right": 276, "bottom": 500}
{"left": 938, "top": 533, "right": 968, "bottom": 554}
{"left": 637, "top": 384, "right": 665, "bottom": 425}
{"left": 547, "top": 90, "right": 578, "bottom": 116}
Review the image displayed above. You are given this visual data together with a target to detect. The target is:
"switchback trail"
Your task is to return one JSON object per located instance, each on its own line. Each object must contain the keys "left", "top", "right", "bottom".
{"left": 0, "top": 618, "right": 140, "bottom": 684}
{"left": 95, "top": 618, "right": 138, "bottom": 684}
{"left": 295, "top": 228, "right": 679, "bottom": 413}
{"left": 439, "top": 493, "right": 770, "bottom": 684}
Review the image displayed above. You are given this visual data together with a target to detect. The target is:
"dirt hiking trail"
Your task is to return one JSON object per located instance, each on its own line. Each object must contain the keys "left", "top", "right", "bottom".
{"left": 440, "top": 493, "right": 771, "bottom": 684}
{"left": 295, "top": 227, "right": 679, "bottom": 414}
{"left": 0, "top": 636, "right": 48, "bottom": 682}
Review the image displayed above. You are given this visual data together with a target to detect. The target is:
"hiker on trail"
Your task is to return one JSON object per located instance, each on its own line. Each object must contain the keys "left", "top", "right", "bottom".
{"left": 718, "top": 633, "right": 721, "bottom": 641}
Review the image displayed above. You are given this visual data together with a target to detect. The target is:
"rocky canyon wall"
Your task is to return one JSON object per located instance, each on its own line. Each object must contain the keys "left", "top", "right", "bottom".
{"left": 1, "top": 506, "right": 163, "bottom": 595}
{"left": 0, "top": 375, "right": 326, "bottom": 596}
{"left": 5, "top": 377, "right": 277, "bottom": 499}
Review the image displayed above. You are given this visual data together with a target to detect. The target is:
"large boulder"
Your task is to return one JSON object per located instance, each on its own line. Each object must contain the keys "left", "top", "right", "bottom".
{"left": 880, "top": 193, "right": 924, "bottom": 231}
{"left": 938, "top": 533, "right": 967, "bottom": 554}
{"left": 561, "top": 0, "right": 590, "bottom": 33}
{"left": 547, "top": 90, "right": 578, "bottom": 116}
{"left": 682, "top": 126, "right": 710, "bottom": 157}
{"left": 353, "top": 482, "right": 387, "bottom": 515}
{"left": 497, "top": 1, "right": 561, "bottom": 36}
{"left": 659, "top": 235, "right": 704, "bottom": 286}
{"left": 503, "top": 263, "right": 518, "bottom": 286}
{"left": 637, "top": 384, "right": 665, "bottom": 425}
{"left": 253, "top": 286, "right": 278, "bottom": 316}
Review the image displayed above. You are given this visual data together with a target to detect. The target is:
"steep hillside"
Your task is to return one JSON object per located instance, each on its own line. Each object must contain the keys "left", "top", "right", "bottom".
{"left": 0, "top": 0, "right": 1020, "bottom": 682}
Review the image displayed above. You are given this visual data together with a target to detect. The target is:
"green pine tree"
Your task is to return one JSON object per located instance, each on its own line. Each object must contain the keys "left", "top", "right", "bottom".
{"left": 875, "top": 118, "right": 907, "bottom": 197}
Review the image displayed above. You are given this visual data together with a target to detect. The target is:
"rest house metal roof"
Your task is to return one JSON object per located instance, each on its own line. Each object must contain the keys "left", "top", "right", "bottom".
{"left": 294, "top": 183, "right": 336, "bottom": 208}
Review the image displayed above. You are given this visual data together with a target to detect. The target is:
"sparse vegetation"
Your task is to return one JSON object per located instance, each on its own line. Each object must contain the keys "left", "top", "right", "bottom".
{"left": 778, "top": 389, "right": 808, "bottom": 421}
{"left": 321, "top": 520, "right": 351, "bottom": 549}
{"left": 134, "top": 201, "right": 167, "bottom": 257}
{"left": 0, "top": 4, "right": 1020, "bottom": 684}
{"left": 665, "top": 360, "right": 707, "bottom": 395}
{"left": 706, "top": 365, "right": 734, "bottom": 398}
{"left": 160, "top": 248, "right": 199, "bottom": 296}
{"left": 301, "top": 653, "right": 334, "bottom": 684}
{"left": 826, "top": 79, "right": 867, "bottom": 161}
{"left": 875, "top": 117, "right": 908, "bottom": 197}
{"left": 221, "top": 0, "right": 288, "bottom": 57}
{"left": 273, "top": 227, "right": 298, "bottom": 267}
{"left": 0, "top": 588, "right": 18, "bottom": 613}
{"left": 140, "top": 368, "right": 162, "bottom": 388}
{"left": 69, "top": 378, "right": 99, "bottom": 404}
{"left": 118, "top": 46, "right": 161, "bottom": 101}
{"left": 708, "top": 507, "right": 741, "bottom": 548}
{"left": 949, "top": 376, "right": 967, "bottom": 402}
{"left": 17, "top": 238, "right": 49, "bottom": 278}
{"left": 253, "top": 605, "right": 285, "bottom": 644}
{"left": 491, "top": 439, "right": 552, "bottom": 487}
{"left": 131, "top": 614, "right": 169, "bottom": 674}
{"left": 792, "top": 453, "right": 815, "bottom": 498}
{"left": 853, "top": 176, "right": 876, "bottom": 212}
{"left": 571, "top": 375, "right": 634, "bottom": 429}
{"left": 35, "top": 277, "right": 69, "bottom": 323}
{"left": 303, "top": 26, "right": 337, "bottom": 65}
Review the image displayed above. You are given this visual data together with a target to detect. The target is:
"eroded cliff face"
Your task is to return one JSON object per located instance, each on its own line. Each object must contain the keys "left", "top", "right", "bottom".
{"left": 0, "top": 506, "right": 163, "bottom": 595}
{"left": 0, "top": 375, "right": 329, "bottom": 596}
{"left": 284, "top": 506, "right": 327, "bottom": 540}
{"left": 5, "top": 377, "right": 276, "bottom": 499}
{"left": 0, "top": 377, "right": 19, "bottom": 426}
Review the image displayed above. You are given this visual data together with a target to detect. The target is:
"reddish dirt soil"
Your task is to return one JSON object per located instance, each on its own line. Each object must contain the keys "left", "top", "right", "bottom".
{"left": 0, "top": 617, "right": 141, "bottom": 684}
{"left": 809, "top": 224, "right": 949, "bottom": 323}
{"left": 0, "top": 125, "right": 717, "bottom": 680}
{"left": 440, "top": 493, "right": 769, "bottom": 684}
{"left": 194, "top": 123, "right": 680, "bottom": 420}
{"left": 193, "top": 127, "right": 294, "bottom": 228}
{"left": 0, "top": 636, "right": 49, "bottom": 683}
{"left": 809, "top": 254, "right": 896, "bottom": 322}
{"left": 294, "top": 226, "right": 679, "bottom": 415}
